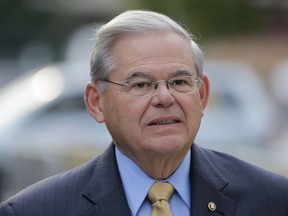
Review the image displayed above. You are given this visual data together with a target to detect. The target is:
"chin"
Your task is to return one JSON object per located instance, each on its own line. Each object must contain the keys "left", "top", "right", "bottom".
{"left": 150, "top": 138, "right": 189, "bottom": 154}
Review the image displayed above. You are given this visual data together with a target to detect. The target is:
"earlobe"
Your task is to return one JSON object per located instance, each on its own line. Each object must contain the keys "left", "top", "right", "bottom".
{"left": 199, "top": 74, "right": 210, "bottom": 113}
{"left": 84, "top": 82, "right": 105, "bottom": 123}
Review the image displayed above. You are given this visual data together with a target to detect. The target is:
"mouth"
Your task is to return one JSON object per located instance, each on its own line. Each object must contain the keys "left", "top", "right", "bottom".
{"left": 148, "top": 118, "right": 181, "bottom": 126}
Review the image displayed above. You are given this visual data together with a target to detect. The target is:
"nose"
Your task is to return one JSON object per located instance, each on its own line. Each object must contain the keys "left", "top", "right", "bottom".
{"left": 150, "top": 82, "right": 175, "bottom": 107}
{"left": 154, "top": 81, "right": 169, "bottom": 90}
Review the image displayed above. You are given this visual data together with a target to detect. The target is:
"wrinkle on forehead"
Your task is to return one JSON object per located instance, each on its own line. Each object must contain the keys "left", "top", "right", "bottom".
{"left": 110, "top": 32, "right": 197, "bottom": 80}
{"left": 125, "top": 70, "right": 194, "bottom": 81}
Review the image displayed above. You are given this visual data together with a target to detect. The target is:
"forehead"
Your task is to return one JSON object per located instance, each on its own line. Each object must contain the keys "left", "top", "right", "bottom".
{"left": 110, "top": 31, "right": 196, "bottom": 79}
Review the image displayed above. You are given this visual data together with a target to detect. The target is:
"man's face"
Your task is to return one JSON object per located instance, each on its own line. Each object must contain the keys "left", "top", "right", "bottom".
{"left": 87, "top": 32, "right": 209, "bottom": 163}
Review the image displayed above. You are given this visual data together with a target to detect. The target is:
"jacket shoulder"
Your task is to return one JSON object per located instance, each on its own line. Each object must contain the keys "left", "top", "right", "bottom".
{"left": 192, "top": 144, "right": 288, "bottom": 214}
{"left": 196, "top": 145, "right": 288, "bottom": 188}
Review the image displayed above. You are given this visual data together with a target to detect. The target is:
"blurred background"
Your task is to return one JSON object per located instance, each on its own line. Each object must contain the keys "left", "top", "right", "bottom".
{"left": 0, "top": 0, "right": 288, "bottom": 201}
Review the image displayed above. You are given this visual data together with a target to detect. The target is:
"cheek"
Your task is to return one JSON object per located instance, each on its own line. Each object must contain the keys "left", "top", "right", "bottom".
{"left": 180, "top": 94, "right": 203, "bottom": 126}
{"left": 103, "top": 93, "right": 147, "bottom": 128}
{"left": 103, "top": 97, "right": 149, "bottom": 152}
{"left": 182, "top": 92, "right": 203, "bottom": 111}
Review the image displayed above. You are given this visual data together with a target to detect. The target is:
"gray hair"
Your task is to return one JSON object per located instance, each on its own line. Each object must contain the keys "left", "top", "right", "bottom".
{"left": 90, "top": 10, "right": 204, "bottom": 83}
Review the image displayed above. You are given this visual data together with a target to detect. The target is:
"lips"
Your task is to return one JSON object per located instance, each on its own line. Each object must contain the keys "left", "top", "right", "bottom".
{"left": 148, "top": 118, "right": 181, "bottom": 126}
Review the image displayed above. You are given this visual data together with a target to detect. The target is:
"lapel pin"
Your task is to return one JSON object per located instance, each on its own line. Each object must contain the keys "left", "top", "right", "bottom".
{"left": 208, "top": 202, "right": 217, "bottom": 212}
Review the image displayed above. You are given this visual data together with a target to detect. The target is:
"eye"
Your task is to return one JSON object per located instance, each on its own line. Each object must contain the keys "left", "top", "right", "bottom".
{"left": 170, "top": 78, "right": 191, "bottom": 86}
{"left": 129, "top": 80, "right": 153, "bottom": 89}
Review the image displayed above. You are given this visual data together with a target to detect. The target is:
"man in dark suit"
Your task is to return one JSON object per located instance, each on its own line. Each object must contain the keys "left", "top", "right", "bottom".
{"left": 1, "top": 10, "right": 288, "bottom": 216}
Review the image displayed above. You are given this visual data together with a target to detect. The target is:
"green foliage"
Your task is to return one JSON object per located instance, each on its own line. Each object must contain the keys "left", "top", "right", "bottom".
{"left": 127, "top": 0, "right": 264, "bottom": 39}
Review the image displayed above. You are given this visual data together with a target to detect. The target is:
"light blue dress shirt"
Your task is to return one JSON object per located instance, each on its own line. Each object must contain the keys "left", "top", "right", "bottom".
{"left": 115, "top": 147, "right": 191, "bottom": 216}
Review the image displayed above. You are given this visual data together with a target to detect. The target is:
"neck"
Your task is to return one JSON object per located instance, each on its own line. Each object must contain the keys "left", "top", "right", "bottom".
{"left": 132, "top": 151, "right": 188, "bottom": 180}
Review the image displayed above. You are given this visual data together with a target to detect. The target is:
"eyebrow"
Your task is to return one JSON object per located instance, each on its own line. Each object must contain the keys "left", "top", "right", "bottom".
{"left": 126, "top": 72, "right": 151, "bottom": 80}
{"left": 171, "top": 70, "right": 193, "bottom": 77}
{"left": 126, "top": 70, "right": 193, "bottom": 80}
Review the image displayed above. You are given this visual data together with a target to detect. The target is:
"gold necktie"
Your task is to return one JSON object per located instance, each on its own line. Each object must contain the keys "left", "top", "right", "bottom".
{"left": 147, "top": 182, "right": 175, "bottom": 216}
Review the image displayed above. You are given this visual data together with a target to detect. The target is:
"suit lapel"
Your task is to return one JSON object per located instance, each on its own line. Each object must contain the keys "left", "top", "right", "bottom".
{"left": 190, "top": 144, "right": 236, "bottom": 216}
{"left": 80, "top": 144, "right": 131, "bottom": 216}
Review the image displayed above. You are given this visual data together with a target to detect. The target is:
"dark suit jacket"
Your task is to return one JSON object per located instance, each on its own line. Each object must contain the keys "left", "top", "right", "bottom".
{"left": 1, "top": 143, "right": 288, "bottom": 216}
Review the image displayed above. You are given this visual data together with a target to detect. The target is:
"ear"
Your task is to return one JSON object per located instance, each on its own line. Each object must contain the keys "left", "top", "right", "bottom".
{"left": 84, "top": 82, "right": 105, "bottom": 123}
{"left": 198, "top": 74, "right": 210, "bottom": 115}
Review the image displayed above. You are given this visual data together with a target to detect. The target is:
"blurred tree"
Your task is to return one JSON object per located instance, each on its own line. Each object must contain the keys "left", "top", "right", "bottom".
{"left": 0, "top": 0, "right": 53, "bottom": 58}
{"left": 128, "top": 0, "right": 265, "bottom": 40}
{"left": 0, "top": 0, "right": 286, "bottom": 60}
{"left": 0, "top": 0, "right": 113, "bottom": 60}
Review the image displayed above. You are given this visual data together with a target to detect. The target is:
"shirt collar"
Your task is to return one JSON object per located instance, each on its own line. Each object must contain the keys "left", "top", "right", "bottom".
{"left": 115, "top": 147, "right": 191, "bottom": 215}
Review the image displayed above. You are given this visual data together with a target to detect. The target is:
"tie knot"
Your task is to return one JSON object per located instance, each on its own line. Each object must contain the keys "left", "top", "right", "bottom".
{"left": 148, "top": 182, "right": 175, "bottom": 204}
